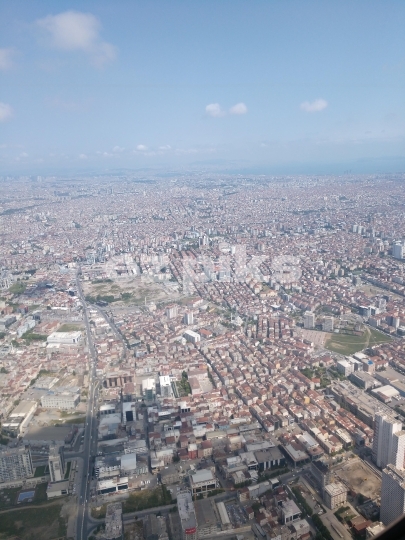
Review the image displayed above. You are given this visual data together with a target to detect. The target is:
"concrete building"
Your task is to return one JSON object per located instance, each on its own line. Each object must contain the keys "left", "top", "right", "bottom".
{"left": 323, "top": 316, "right": 334, "bottom": 332}
{"left": 310, "top": 459, "right": 331, "bottom": 492}
{"left": 372, "top": 413, "right": 403, "bottom": 469}
{"left": 195, "top": 498, "right": 220, "bottom": 537}
{"left": 189, "top": 469, "right": 217, "bottom": 496}
{"left": 391, "top": 431, "right": 405, "bottom": 469}
{"left": 105, "top": 372, "right": 133, "bottom": 388}
{"left": 48, "top": 445, "right": 65, "bottom": 482}
{"left": 324, "top": 482, "right": 347, "bottom": 510}
{"left": 392, "top": 242, "right": 404, "bottom": 260}
{"left": 184, "top": 311, "right": 194, "bottom": 325}
{"left": 41, "top": 387, "right": 80, "bottom": 410}
{"left": 303, "top": 311, "right": 315, "bottom": 330}
{"left": 47, "top": 331, "right": 82, "bottom": 346}
{"left": 381, "top": 464, "right": 405, "bottom": 526}
{"left": 281, "top": 499, "right": 301, "bottom": 524}
{"left": 142, "top": 378, "right": 156, "bottom": 400}
{"left": 159, "top": 375, "right": 173, "bottom": 398}
{"left": 178, "top": 490, "right": 198, "bottom": 540}
{"left": 46, "top": 479, "right": 70, "bottom": 499}
{"left": 184, "top": 330, "right": 201, "bottom": 344}
{"left": 0, "top": 445, "right": 34, "bottom": 483}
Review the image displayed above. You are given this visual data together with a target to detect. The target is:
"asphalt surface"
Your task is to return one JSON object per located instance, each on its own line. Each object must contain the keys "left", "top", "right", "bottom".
{"left": 75, "top": 268, "right": 99, "bottom": 540}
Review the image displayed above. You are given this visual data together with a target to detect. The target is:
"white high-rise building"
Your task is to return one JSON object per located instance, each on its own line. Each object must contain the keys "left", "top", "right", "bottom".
{"left": 159, "top": 375, "right": 172, "bottom": 398}
{"left": 393, "top": 243, "right": 404, "bottom": 260}
{"left": 381, "top": 464, "right": 405, "bottom": 525}
{"left": 322, "top": 316, "right": 334, "bottom": 332}
{"left": 184, "top": 311, "right": 194, "bottom": 325}
{"left": 391, "top": 431, "right": 405, "bottom": 469}
{"left": 303, "top": 311, "right": 315, "bottom": 329}
{"left": 372, "top": 413, "right": 403, "bottom": 469}
{"left": 0, "top": 445, "right": 34, "bottom": 482}
{"left": 48, "top": 445, "right": 65, "bottom": 482}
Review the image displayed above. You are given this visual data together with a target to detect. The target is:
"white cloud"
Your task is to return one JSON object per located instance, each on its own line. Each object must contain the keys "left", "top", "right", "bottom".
{"left": 159, "top": 145, "right": 171, "bottom": 150}
{"left": 300, "top": 98, "right": 328, "bottom": 112}
{"left": 136, "top": 144, "right": 148, "bottom": 151}
{"left": 79, "top": 153, "right": 87, "bottom": 159}
{"left": 0, "top": 102, "right": 13, "bottom": 122}
{"left": 113, "top": 145, "right": 125, "bottom": 153}
{"left": 229, "top": 102, "right": 247, "bottom": 115}
{"left": 36, "top": 11, "right": 117, "bottom": 67}
{"left": 0, "top": 48, "right": 15, "bottom": 70}
{"left": 205, "top": 103, "right": 225, "bottom": 117}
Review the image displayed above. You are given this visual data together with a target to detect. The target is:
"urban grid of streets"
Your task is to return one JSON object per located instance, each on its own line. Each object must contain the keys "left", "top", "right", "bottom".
{"left": 1, "top": 173, "right": 405, "bottom": 540}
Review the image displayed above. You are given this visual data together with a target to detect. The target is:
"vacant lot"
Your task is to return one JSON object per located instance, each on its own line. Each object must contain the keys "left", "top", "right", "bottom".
{"left": 334, "top": 458, "right": 381, "bottom": 500}
{"left": 83, "top": 275, "right": 181, "bottom": 307}
{"left": 0, "top": 502, "right": 65, "bottom": 540}
{"left": 57, "top": 323, "right": 83, "bottom": 332}
{"left": 325, "top": 327, "right": 391, "bottom": 355}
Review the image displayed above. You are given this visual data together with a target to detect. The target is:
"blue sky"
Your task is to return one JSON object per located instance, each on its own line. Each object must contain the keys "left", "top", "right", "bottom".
{"left": 1, "top": 1, "right": 404, "bottom": 174}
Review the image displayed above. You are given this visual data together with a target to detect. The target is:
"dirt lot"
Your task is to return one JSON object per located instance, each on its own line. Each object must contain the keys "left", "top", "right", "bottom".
{"left": 83, "top": 275, "right": 181, "bottom": 307}
{"left": 301, "top": 329, "right": 330, "bottom": 347}
{"left": 334, "top": 458, "right": 381, "bottom": 500}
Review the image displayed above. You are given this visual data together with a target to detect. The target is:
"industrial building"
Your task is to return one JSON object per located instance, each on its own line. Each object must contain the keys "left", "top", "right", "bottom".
{"left": 41, "top": 387, "right": 80, "bottom": 410}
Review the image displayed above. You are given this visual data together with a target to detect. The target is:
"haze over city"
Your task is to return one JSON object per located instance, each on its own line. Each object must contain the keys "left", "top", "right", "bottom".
{"left": 1, "top": 0, "right": 405, "bottom": 175}
{"left": 1, "top": 3, "right": 405, "bottom": 540}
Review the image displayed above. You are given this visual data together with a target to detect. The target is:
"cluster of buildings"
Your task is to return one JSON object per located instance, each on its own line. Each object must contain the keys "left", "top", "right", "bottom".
{"left": 1, "top": 173, "right": 405, "bottom": 538}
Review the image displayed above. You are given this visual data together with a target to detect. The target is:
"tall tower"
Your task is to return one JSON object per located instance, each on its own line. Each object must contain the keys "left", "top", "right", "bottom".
{"left": 391, "top": 431, "right": 405, "bottom": 469}
{"left": 372, "top": 413, "right": 403, "bottom": 469}
{"left": 381, "top": 464, "right": 405, "bottom": 525}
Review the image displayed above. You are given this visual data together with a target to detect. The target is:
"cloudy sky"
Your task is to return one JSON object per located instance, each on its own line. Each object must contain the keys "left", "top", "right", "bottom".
{"left": 1, "top": 1, "right": 404, "bottom": 174}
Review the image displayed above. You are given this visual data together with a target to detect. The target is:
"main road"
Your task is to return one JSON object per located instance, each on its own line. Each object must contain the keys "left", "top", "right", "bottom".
{"left": 75, "top": 267, "right": 99, "bottom": 540}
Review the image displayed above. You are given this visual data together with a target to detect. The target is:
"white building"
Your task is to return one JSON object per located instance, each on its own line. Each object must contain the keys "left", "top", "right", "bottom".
{"left": 372, "top": 413, "right": 403, "bottom": 469}
{"left": 41, "top": 387, "right": 80, "bottom": 410}
{"left": 324, "top": 482, "right": 347, "bottom": 509}
{"left": 303, "top": 311, "right": 315, "bottom": 329}
{"left": 381, "top": 464, "right": 405, "bottom": 525}
{"left": 0, "top": 445, "right": 34, "bottom": 483}
{"left": 142, "top": 378, "right": 156, "bottom": 400}
{"left": 189, "top": 469, "right": 217, "bottom": 496}
{"left": 184, "top": 330, "right": 201, "bottom": 344}
{"left": 47, "top": 330, "right": 82, "bottom": 346}
{"left": 336, "top": 360, "right": 354, "bottom": 377}
{"left": 159, "top": 375, "right": 172, "bottom": 398}
{"left": 392, "top": 243, "right": 404, "bottom": 260}
{"left": 323, "top": 316, "right": 334, "bottom": 332}
{"left": 184, "top": 311, "right": 194, "bottom": 325}
{"left": 48, "top": 445, "right": 65, "bottom": 482}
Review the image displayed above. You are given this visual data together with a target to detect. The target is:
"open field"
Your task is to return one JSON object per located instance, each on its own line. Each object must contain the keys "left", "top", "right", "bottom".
{"left": 57, "top": 323, "right": 83, "bottom": 332}
{"left": 82, "top": 275, "right": 182, "bottom": 307}
{"left": 0, "top": 503, "right": 65, "bottom": 540}
{"left": 325, "top": 327, "right": 391, "bottom": 355}
{"left": 334, "top": 458, "right": 381, "bottom": 500}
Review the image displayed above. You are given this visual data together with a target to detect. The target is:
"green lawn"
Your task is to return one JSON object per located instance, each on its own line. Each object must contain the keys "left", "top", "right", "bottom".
{"left": 34, "top": 465, "right": 48, "bottom": 477}
{"left": 123, "top": 486, "right": 172, "bottom": 513}
{"left": 325, "top": 327, "right": 391, "bottom": 355}
{"left": 57, "top": 323, "right": 82, "bottom": 332}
